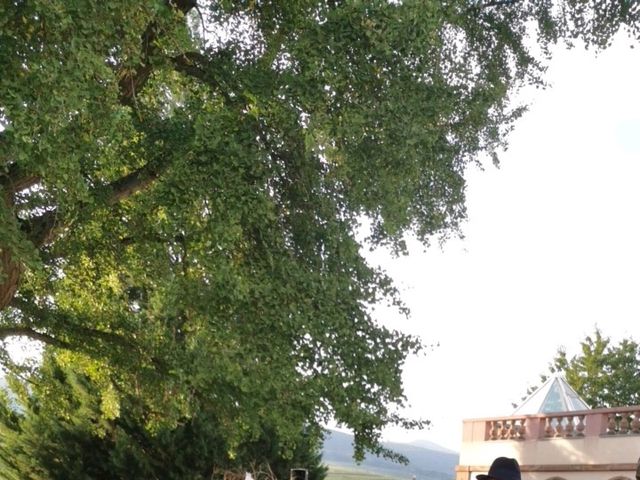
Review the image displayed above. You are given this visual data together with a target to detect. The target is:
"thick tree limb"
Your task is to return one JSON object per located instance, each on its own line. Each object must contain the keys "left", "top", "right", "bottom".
{"left": 172, "top": 52, "right": 234, "bottom": 103}
{"left": 0, "top": 163, "right": 40, "bottom": 196}
{"left": 20, "top": 154, "right": 172, "bottom": 248}
{"left": 1, "top": 0, "right": 198, "bottom": 311}
{"left": 18, "top": 0, "right": 199, "bottom": 246}
{"left": 10, "top": 297, "right": 141, "bottom": 357}
{"left": 118, "top": 65, "right": 154, "bottom": 108}
{"left": 21, "top": 210, "right": 57, "bottom": 248}
{"left": 5, "top": 298, "right": 170, "bottom": 374}
{"left": 106, "top": 161, "right": 165, "bottom": 205}
{"left": 481, "top": 0, "right": 521, "bottom": 7}
{"left": 118, "top": 0, "right": 197, "bottom": 107}
{"left": 0, "top": 326, "right": 70, "bottom": 349}
{"left": 172, "top": 52, "right": 211, "bottom": 79}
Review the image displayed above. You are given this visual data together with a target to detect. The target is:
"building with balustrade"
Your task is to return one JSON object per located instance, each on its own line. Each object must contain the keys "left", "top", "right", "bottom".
{"left": 456, "top": 375, "right": 640, "bottom": 480}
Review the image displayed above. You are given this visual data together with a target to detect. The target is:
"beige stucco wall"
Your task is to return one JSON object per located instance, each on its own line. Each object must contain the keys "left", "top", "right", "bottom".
{"left": 458, "top": 408, "right": 640, "bottom": 480}
{"left": 460, "top": 435, "right": 640, "bottom": 466}
{"left": 466, "top": 471, "right": 635, "bottom": 480}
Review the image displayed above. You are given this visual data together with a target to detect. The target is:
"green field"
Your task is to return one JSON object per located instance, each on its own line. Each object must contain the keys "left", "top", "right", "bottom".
{"left": 326, "top": 466, "right": 403, "bottom": 480}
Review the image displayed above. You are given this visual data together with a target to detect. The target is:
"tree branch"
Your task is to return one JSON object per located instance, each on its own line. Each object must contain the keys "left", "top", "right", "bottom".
{"left": 0, "top": 163, "right": 40, "bottom": 195}
{"left": 106, "top": 161, "right": 165, "bottom": 205}
{"left": 10, "top": 297, "right": 142, "bottom": 357}
{"left": 21, "top": 209, "right": 57, "bottom": 247}
{"left": 6, "top": 297, "right": 170, "bottom": 374}
{"left": 0, "top": 326, "right": 70, "bottom": 349}
{"left": 172, "top": 52, "right": 236, "bottom": 104}
{"left": 12, "top": 0, "right": 199, "bottom": 247}
{"left": 480, "top": 0, "right": 521, "bottom": 7}
{"left": 20, "top": 154, "right": 172, "bottom": 247}
{"left": 0, "top": 0, "right": 199, "bottom": 311}
{"left": 172, "top": 52, "right": 210, "bottom": 78}
{"left": 118, "top": 0, "right": 198, "bottom": 107}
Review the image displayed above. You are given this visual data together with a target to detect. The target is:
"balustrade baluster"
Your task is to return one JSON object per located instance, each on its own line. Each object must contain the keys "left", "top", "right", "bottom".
{"left": 564, "top": 416, "right": 575, "bottom": 437}
{"left": 620, "top": 416, "right": 630, "bottom": 434}
{"left": 512, "top": 422, "right": 520, "bottom": 440}
{"left": 555, "top": 416, "right": 564, "bottom": 437}
{"left": 489, "top": 420, "right": 499, "bottom": 440}
{"left": 501, "top": 421, "right": 509, "bottom": 439}
{"left": 512, "top": 420, "right": 519, "bottom": 439}
{"left": 631, "top": 412, "right": 640, "bottom": 434}
{"left": 517, "top": 419, "right": 527, "bottom": 440}
{"left": 544, "top": 417, "right": 554, "bottom": 438}
{"left": 481, "top": 409, "right": 640, "bottom": 443}
{"left": 575, "top": 414, "right": 586, "bottom": 436}
{"left": 607, "top": 414, "right": 618, "bottom": 435}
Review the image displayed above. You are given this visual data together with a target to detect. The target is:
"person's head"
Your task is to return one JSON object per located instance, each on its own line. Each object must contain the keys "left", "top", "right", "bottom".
{"left": 476, "top": 457, "right": 521, "bottom": 480}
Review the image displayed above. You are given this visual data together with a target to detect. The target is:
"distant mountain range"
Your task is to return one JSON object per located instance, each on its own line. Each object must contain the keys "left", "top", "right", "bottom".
{"left": 322, "top": 430, "right": 458, "bottom": 480}
{"left": 406, "top": 439, "right": 457, "bottom": 455}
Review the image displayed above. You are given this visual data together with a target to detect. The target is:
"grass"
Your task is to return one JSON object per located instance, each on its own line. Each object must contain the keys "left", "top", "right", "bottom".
{"left": 326, "top": 466, "right": 403, "bottom": 480}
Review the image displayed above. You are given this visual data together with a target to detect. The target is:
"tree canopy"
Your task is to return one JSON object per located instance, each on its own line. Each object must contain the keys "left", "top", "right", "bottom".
{"left": 548, "top": 329, "right": 640, "bottom": 409}
{"left": 2, "top": 0, "right": 640, "bottom": 473}
{"left": 0, "top": 352, "right": 329, "bottom": 479}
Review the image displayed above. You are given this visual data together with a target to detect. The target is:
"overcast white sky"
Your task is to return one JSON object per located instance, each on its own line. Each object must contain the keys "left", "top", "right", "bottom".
{"left": 374, "top": 36, "right": 640, "bottom": 452}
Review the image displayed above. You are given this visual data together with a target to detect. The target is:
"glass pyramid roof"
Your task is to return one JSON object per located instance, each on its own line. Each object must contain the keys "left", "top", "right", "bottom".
{"left": 512, "top": 375, "right": 590, "bottom": 415}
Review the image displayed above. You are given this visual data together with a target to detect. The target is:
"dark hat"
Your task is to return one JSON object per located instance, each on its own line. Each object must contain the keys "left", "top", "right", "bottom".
{"left": 476, "top": 457, "right": 521, "bottom": 480}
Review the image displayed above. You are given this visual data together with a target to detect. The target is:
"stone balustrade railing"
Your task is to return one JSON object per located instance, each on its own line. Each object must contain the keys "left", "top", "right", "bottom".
{"left": 467, "top": 406, "right": 640, "bottom": 442}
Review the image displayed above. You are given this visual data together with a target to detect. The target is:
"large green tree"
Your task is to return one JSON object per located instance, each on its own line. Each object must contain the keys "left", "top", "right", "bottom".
{"left": 2, "top": 0, "right": 640, "bottom": 465}
{"left": 549, "top": 329, "right": 640, "bottom": 408}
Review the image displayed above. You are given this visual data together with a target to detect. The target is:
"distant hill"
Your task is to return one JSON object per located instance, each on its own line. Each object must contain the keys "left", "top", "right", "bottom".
{"left": 407, "top": 439, "right": 457, "bottom": 455}
{"left": 322, "top": 430, "right": 458, "bottom": 480}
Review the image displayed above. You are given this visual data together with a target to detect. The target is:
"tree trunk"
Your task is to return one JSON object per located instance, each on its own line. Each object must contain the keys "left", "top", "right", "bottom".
{"left": 0, "top": 248, "right": 21, "bottom": 310}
